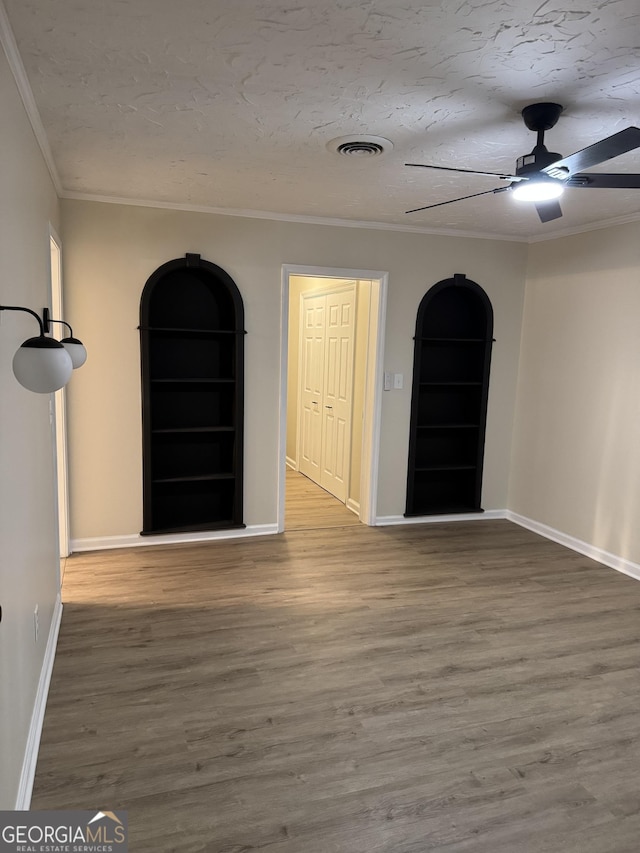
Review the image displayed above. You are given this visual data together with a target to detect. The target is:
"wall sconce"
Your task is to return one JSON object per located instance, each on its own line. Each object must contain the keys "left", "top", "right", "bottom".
{"left": 0, "top": 305, "right": 86, "bottom": 393}
{"left": 43, "top": 308, "right": 88, "bottom": 369}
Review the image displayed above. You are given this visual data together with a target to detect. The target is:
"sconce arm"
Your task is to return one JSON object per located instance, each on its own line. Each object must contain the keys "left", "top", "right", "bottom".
{"left": 0, "top": 305, "right": 45, "bottom": 336}
{"left": 45, "top": 315, "right": 74, "bottom": 337}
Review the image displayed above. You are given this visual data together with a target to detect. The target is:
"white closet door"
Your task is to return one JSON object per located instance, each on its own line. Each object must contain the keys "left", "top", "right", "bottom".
{"left": 298, "top": 285, "right": 356, "bottom": 502}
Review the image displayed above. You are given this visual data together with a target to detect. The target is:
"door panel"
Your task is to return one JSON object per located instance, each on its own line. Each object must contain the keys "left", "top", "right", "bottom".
{"left": 320, "top": 287, "right": 356, "bottom": 501}
{"left": 299, "top": 297, "right": 325, "bottom": 481}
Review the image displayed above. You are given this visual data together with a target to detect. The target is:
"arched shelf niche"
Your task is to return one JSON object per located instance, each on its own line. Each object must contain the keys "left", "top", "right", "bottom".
{"left": 405, "top": 273, "right": 493, "bottom": 517}
{"left": 139, "top": 253, "right": 245, "bottom": 535}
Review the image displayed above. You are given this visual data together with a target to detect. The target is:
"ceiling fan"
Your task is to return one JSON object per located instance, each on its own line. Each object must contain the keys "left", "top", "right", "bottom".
{"left": 406, "top": 103, "right": 640, "bottom": 222}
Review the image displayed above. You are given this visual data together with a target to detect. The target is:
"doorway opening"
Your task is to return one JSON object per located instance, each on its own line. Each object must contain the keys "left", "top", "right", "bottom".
{"left": 278, "top": 265, "right": 387, "bottom": 533}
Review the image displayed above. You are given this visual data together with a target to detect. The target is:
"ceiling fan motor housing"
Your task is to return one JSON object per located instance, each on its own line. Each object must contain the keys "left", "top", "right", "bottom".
{"left": 516, "top": 102, "right": 565, "bottom": 179}
{"left": 521, "top": 102, "right": 563, "bottom": 132}
{"left": 516, "top": 146, "right": 563, "bottom": 177}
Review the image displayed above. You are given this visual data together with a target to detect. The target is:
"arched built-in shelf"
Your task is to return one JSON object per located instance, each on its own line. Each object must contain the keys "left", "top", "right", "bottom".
{"left": 139, "top": 253, "right": 245, "bottom": 534}
{"left": 405, "top": 273, "right": 493, "bottom": 516}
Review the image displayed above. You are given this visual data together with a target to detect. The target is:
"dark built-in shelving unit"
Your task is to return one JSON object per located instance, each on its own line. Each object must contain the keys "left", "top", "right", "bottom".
{"left": 140, "top": 253, "right": 245, "bottom": 534}
{"left": 405, "top": 274, "right": 493, "bottom": 517}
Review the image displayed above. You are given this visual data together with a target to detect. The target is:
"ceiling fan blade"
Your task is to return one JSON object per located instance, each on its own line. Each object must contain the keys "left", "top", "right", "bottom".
{"left": 535, "top": 200, "right": 563, "bottom": 223}
{"left": 543, "top": 127, "right": 640, "bottom": 178}
{"left": 406, "top": 186, "right": 509, "bottom": 214}
{"left": 566, "top": 173, "right": 640, "bottom": 189}
{"left": 406, "top": 163, "right": 522, "bottom": 181}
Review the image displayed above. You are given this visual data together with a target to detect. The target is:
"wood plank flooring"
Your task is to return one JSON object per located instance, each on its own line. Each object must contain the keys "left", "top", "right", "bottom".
{"left": 32, "top": 520, "right": 640, "bottom": 852}
{"left": 285, "top": 468, "right": 360, "bottom": 530}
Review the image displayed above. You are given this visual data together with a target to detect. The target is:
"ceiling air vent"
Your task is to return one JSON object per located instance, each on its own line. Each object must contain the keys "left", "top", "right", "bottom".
{"left": 327, "top": 135, "right": 393, "bottom": 157}
{"left": 337, "top": 140, "right": 384, "bottom": 157}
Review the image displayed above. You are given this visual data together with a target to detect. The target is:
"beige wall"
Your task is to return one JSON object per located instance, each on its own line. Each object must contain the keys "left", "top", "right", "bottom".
{"left": 0, "top": 49, "right": 61, "bottom": 806}
{"left": 509, "top": 221, "right": 640, "bottom": 564}
{"left": 61, "top": 199, "right": 527, "bottom": 540}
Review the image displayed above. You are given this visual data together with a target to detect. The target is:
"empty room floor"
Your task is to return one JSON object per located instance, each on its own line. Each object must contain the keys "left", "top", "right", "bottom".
{"left": 32, "top": 520, "right": 640, "bottom": 852}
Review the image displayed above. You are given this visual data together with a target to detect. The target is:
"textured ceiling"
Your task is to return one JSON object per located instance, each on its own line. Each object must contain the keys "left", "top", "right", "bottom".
{"left": 3, "top": 0, "right": 640, "bottom": 239}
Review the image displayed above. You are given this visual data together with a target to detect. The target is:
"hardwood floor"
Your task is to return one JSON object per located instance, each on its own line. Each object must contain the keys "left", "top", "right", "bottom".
{"left": 32, "top": 521, "right": 640, "bottom": 852}
{"left": 285, "top": 468, "right": 360, "bottom": 530}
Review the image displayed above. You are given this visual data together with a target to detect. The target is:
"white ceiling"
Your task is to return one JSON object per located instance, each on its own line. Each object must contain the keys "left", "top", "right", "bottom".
{"left": 3, "top": 0, "right": 640, "bottom": 240}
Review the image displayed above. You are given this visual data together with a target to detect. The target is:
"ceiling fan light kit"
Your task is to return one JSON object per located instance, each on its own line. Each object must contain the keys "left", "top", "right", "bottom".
{"left": 406, "top": 102, "right": 640, "bottom": 223}
{"left": 512, "top": 177, "right": 564, "bottom": 202}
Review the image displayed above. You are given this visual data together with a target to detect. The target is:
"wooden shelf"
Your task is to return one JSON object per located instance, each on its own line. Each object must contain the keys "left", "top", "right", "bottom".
{"left": 150, "top": 377, "right": 235, "bottom": 384}
{"left": 153, "top": 473, "right": 235, "bottom": 484}
{"left": 143, "top": 326, "right": 243, "bottom": 335}
{"left": 140, "top": 520, "right": 246, "bottom": 536}
{"left": 406, "top": 275, "right": 493, "bottom": 517}
{"left": 152, "top": 426, "right": 235, "bottom": 434}
{"left": 415, "top": 464, "right": 477, "bottom": 472}
{"left": 417, "top": 424, "right": 479, "bottom": 429}
{"left": 140, "top": 253, "right": 245, "bottom": 534}
{"left": 420, "top": 381, "right": 482, "bottom": 387}
{"left": 418, "top": 337, "right": 488, "bottom": 343}
{"left": 405, "top": 505, "right": 484, "bottom": 517}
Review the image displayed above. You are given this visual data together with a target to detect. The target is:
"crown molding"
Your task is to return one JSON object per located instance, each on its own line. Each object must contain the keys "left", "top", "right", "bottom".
{"left": 60, "top": 189, "right": 640, "bottom": 244}
{"left": 527, "top": 210, "right": 640, "bottom": 243}
{"left": 0, "top": 1, "right": 62, "bottom": 195}
{"left": 60, "top": 190, "right": 529, "bottom": 243}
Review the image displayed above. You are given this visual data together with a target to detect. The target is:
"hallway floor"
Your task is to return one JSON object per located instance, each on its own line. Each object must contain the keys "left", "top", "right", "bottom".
{"left": 285, "top": 467, "right": 360, "bottom": 530}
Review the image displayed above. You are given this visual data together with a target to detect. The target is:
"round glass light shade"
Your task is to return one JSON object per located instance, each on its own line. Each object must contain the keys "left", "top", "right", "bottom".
{"left": 61, "top": 336, "right": 88, "bottom": 369}
{"left": 512, "top": 178, "right": 564, "bottom": 202}
{"left": 12, "top": 336, "right": 73, "bottom": 393}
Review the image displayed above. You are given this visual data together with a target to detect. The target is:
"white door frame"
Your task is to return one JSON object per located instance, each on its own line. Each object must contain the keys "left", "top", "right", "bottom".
{"left": 49, "top": 226, "right": 70, "bottom": 561}
{"left": 278, "top": 264, "right": 388, "bottom": 532}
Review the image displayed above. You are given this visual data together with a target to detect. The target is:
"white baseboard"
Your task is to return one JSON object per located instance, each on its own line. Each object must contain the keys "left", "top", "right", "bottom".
{"left": 71, "top": 523, "right": 279, "bottom": 553}
{"left": 286, "top": 457, "right": 298, "bottom": 470}
{"left": 16, "top": 593, "right": 63, "bottom": 809}
{"left": 346, "top": 498, "right": 360, "bottom": 516}
{"left": 375, "top": 509, "right": 507, "bottom": 526}
{"left": 507, "top": 511, "right": 640, "bottom": 582}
